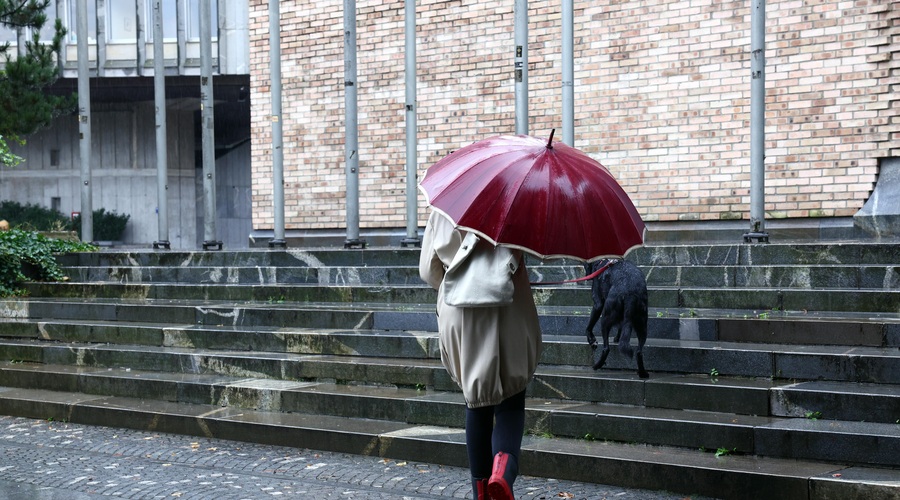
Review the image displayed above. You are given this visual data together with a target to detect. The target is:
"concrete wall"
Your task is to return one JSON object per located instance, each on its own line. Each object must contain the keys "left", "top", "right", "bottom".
{"left": 3, "top": 104, "right": 199, "bottom": 248}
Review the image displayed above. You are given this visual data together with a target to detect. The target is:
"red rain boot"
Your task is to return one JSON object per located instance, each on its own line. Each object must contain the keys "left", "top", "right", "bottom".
{"left": 488, "top": 452, "right": 515, "bottom": 500}
{"left": 472, "top": 477, "right": 489, "bottom": 500}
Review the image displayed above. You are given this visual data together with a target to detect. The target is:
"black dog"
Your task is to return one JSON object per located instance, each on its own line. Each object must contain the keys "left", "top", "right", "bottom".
{"left": 584, "top": 259, "right": 649, "bottom": 379}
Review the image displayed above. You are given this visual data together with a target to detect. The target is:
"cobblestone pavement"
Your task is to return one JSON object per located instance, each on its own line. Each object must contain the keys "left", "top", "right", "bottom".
{"left": 0, "top": 416, "right": 716, "bottom": 500}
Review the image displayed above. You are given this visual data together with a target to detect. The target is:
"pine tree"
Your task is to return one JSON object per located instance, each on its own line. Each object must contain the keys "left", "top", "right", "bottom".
{"left": 0, "top": 0, "right": 76, "bottom": 165}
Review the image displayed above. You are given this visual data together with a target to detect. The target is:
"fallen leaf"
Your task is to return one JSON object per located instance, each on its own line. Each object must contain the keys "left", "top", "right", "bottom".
{"left": 557, "top": 493, "right": 574, "bottom": 499}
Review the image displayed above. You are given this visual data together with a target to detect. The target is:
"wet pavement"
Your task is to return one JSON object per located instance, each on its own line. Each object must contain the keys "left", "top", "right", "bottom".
{"left": 0, "top": 415, "right": 715, "bottom": 499}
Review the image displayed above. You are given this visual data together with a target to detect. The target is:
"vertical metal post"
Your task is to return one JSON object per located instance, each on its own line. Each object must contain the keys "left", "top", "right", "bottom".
{"left": 200, "top": 0, "right": 221, "bottom": 250}
{"left": 343, "top": 0, "right": 364, "bottom": 248}
{"left": 152, "top": 0, "right": 170, "bottom": 249}
{"left": 16, "top": 27, "right": 25, "bottom": 57}
{"left": 76, "top": 0, "right": 93, "bottom": 243}
{"left": 514, "top": 0, "right": 528, "bottom": 135}
{"left": 561, "top": 0, "right": 574, "bottom": 146}
{"left": 176, "top": 0, "right": 186, "bottom": 73}
{"left": 401, "top": 0, "right": 420, "bottom": 247}
{"left": 744, "top": 0, "right": 769, "bottom": 243}
{"left": 268, "top": 0, "right": 286, "bottom": 248}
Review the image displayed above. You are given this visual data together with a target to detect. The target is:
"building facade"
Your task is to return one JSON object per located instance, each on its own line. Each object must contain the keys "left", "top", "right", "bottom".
{"left": 249, "top": 0, "right": 898, "bottom": 243}
{"left": 3, "top": 1, "right": 898, "bottom": 248}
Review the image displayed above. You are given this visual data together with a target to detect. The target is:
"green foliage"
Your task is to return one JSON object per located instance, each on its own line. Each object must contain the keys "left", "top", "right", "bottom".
{"left": 0, "top": 200, "right": 70, "bottom": 231}
{"left": 0, "top": 1, "right": 77, "bottom": 142}
{"left": 71, "top": 208, "right": 130, "bottom": 241}
{"left": 0, "top": 135, "right": 23, "bottom": 167}
{"left": 805, "top": 411, "right": 823, "bottom": 421}
{"left": 0, "top": 228, "right": 96, "bottom": 296}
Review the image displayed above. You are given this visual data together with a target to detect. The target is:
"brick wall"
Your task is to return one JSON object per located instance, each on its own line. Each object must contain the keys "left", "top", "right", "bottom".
{"left": 249, "top": 0, "right": 898, "bottom": 230}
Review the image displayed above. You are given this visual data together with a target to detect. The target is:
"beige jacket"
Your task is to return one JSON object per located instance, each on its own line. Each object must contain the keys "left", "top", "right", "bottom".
{"left": 419, "top": 211, "right": 543, "bottom": 408}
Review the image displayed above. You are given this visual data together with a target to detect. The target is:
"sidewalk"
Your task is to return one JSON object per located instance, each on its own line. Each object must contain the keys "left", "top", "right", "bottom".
{"left": 0, "top": 415, "right": 716, "bottom": 499}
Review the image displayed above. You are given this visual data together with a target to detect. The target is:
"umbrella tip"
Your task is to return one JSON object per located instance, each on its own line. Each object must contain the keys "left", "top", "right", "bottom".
{"left": 547, "top": 129, "right": 555, "bottom": 149}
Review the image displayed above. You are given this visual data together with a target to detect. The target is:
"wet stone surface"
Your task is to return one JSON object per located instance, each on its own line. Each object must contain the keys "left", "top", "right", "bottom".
{"left": 0, "top": 415, "right": 716, "bottom": 499}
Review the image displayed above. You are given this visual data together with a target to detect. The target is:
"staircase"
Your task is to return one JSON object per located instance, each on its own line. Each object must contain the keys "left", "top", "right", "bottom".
{"left": 0, "top": 241, "right": 898, "bottom": 499}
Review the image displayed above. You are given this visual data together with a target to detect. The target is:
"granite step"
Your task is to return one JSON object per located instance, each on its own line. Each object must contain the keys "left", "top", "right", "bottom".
{"left": 59, "top": 263, "right": 900, "bottom": 290}
{"left": 0, "top": 360, "right": 898, "bottom": 469}
{"left": 0, "top": 318, "right": 897, "bottom": 382}
{"left": 3, "top": 296, "right": 899, "bottom": 347}
{"left": 51, "top": 241, "right": 900, "bottom": 268}
{"left": 20, "top": 280, "right": 900, "bottom": 314}
{"left": 0, "top": 385, "right": 896, "bottom": 500}
{"left": 0, "top": 337, "right": 896, "bottom": 422}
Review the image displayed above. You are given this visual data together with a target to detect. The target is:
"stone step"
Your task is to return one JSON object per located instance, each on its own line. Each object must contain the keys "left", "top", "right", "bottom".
{"left": 51, "top": 241, "right": 900, "bottom": 268}
{"left": 0, "top": 385, "right": 897, "bottom": 500}
{"left": 0, "top": 361, "right": 898, "bottom": 470}
{"left": 1, "top": 317, "right": 898, "bottom": 382}
{"left": 0, "top": 389, "right": 900, "bottom": 499}
{"left": 6, "top": 292, "right": 900, "bottom": 346}
{"left": 60, "top": 263, "right": 900, "bottom": 290}
{"left": 0, "top": 336, "right": 897, "bottom": 419}
{"left": 20, "top": 280, "right": 900, "bottom": 314}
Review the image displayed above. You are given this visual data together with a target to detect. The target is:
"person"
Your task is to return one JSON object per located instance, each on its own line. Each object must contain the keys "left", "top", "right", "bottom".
{"left": 419, "top": 210, "right": 543, "bottom": 500}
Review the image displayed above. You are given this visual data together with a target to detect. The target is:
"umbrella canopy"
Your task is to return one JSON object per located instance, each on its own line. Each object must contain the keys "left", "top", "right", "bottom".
{"left": 419, "top": 133, "right": 645, "bottom": 262}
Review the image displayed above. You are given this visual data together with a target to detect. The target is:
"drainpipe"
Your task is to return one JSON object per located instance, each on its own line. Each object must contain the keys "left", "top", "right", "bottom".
{"left": 343, "top": 0, "right": 365, "bottom": 248}
{"left": 152, "top": 0, "right": 170, "bottom": 250}
{"left": 200, "top": 0, "right": 221, "bottom": 250}
{"left": 561, "top": 0, "right": 574, "bottom": 146}
{"left": 76, "top": 0, "right": 93, "bottom": 243}
{"left": 401, "top": 0, "right": 421, "bottom": 248}
{"left": 268, "top": 0, "right": 286, "bottom": 248}
{"left": 514, "top": 0, "right": 528, "bottom": 135}
{"left": 744, "top": 0, "right": 769, "bottom": 243}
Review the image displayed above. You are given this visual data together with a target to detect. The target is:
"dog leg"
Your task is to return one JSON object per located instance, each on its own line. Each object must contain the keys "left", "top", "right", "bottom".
{"left": 585, "top": 306, "right": 602, "bottom": 349}
{"left": 636, "top": 352, "right": 649, "bottom": 379}
{"left": 592, "top": 314, "right": 614, "bottom": 370}
{"left": 593, "top": 346, "right": 610, "bottom": 370}
{"left": 635, "top": 316, "right": 649, "bottom": 379}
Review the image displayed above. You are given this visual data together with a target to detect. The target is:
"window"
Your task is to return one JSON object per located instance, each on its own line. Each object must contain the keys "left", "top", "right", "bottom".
{"left": 187, "top": 0, "right": 218, "bottom": 40}
{"left": 67, "top": 0, "right": 97, "bottom": 43}
{"left": 108, "top": 1, "right": 137, "bottom": 41}
{"left": 1, "top": 0, "right": 58, "bottom": 43}
{"left": 146, "top": 0, "right": 178, "bottom": 41}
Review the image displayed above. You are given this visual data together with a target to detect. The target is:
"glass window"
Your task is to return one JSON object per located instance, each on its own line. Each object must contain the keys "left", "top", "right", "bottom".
{"left": 1, "top": 0, "right": 58, "bottom": 43}
{"left": 108, "top": 1, "right": 137, "bottom": 41}
{"left": 68, "top": 0, "right": 97, "bottom": 43}
{"left": 146, "top": 0, "right": 177, "bottom": 41}
{"left": 39, "top": 0, "right": 58, "bottom": 41}
{"left": 187, "top": 0, "right": 218, "bottom": 40}
{"left": 0, "top": 25, "right": 15, "bottom": 43}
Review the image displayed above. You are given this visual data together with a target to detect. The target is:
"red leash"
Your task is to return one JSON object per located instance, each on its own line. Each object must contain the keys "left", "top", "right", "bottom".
{"left": 530, "top": 260, "right": 615, "bottom": 285}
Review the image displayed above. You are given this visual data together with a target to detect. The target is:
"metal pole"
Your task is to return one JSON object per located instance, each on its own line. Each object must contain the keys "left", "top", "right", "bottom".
{"left": 744, "top": 0, "right": 768, "bottom": 243}
{"left": 343, "top": 0, "right": 364, "bottom": 248}
{"left": 268, "top": 0, "right": 286, "bottom": 248}
{"left": 152, "top": 0, "right": 170, "bottom": 249}
{"left": 401, "top": 0, "right": 420, "bottom": 247}
{"left": 561, "top": 0, "right": 574, "bottom": 146}
{"left": 514, "top": 0, "right": 528, "bottom": 135}
{"left": 200, "top": 0, "right": 221, "bottom": 250}
{"left": 76, "top": 0, "right": 93, "bottom": 243}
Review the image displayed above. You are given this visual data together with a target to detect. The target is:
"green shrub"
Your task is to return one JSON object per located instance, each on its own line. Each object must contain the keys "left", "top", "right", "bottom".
{"left": 0, "top": 201, "right": 70, "bottom": 231}
{"left": 71, "top": 208, "right": 130, "bottom": 241}
{"left": 0, "top": 229, "right": 96, "bottom": 296}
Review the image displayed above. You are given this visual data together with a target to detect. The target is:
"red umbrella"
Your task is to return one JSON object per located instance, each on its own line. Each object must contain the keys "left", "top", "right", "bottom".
{"left": 419, "top": 132, "right": 645, "bottom": 262}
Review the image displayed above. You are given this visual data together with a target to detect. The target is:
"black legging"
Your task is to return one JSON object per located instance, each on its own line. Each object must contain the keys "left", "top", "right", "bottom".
{"left": 465, "top": 390, "right": 526, "bottom": 479}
